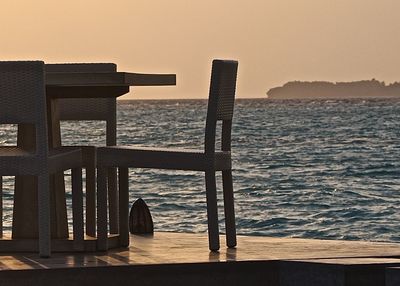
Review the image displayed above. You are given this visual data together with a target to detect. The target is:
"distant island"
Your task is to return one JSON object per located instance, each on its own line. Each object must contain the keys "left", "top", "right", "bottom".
{"left": 267, "top": 79, "right": 400, "bottom": 99}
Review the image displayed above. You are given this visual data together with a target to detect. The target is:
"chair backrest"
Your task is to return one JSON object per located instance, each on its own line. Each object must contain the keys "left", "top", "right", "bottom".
{"left": 205, "top": 59, "right": 238, "bottom": 154}
{"left": 0, "top": 61, "right": 49, "bottom": 157}
{"left": 45, "top": 63, "right": 117, "bottom": 145}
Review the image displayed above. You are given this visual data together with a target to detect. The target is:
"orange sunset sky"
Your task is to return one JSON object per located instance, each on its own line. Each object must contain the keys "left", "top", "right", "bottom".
{"left": 1, "top": 0, "right": 400, "bottom": 99}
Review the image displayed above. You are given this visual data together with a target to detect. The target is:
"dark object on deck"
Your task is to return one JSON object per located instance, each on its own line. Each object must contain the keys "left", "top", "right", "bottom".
{"left": 129, "top": 198, "right": 154, "bottom": 234}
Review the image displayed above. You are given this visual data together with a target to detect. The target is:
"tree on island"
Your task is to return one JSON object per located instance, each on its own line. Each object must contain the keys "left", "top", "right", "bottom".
{"left": 267, "top": 79, "right": 400, "bottom": 99}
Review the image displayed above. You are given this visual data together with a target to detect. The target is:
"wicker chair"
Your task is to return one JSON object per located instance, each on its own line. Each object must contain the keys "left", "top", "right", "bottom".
{"left": 45, "top": 63, "right": 118, "bottom": 237}
{"left": 96, "top": 59, "right": 238, "bottom": 251}
{"left": 0, "top": 61, "right": 83, "bottom": 257}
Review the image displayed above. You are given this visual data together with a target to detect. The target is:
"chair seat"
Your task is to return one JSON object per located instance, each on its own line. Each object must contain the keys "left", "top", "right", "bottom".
{"left": 57, "top": 145, "right": 96, "bottom": 167}
{"left": 0, "top": 146, "right": 35, "bottom": 156}
{"left": 0, "top": 147, "right": 36, "bottom": 175}
{"left": 0, "top": 147, "right": 81, "bottom": 175}
{"left": 97, "top": 146, "right": 231, "bottom": 171}
{"left": 48, "top": 147, "right": 82, "bottom": 173}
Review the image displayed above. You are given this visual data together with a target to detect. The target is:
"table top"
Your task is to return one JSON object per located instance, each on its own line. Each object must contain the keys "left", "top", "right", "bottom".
{"left": 45, "top": 71, "right": 176, "bottom": 98}
{"left": 46, "top": 72, "right": 176, "bottom": 87}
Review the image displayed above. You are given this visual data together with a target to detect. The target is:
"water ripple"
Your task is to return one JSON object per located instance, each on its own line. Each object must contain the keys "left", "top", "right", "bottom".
{"left": 1, "top": 99, "right": 400, "bottom": 242}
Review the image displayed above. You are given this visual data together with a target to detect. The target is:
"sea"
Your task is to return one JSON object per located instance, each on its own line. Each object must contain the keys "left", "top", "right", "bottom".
{"left": 1, "top": 98, "right": 400, "bottom": 242}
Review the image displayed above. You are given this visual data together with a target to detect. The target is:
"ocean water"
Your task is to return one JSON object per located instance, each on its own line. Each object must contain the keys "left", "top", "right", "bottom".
{"left": 1, "top": 98, "right": 400, "bottom": 242}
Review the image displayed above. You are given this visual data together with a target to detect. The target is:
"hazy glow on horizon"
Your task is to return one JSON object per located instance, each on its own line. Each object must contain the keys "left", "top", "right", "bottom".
{"left": 1, "top": 0, "right": 400, "bottom": 99}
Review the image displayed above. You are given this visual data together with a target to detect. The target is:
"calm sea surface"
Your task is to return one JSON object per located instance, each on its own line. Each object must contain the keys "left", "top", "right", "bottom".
{"left": 1, "top": 98, "right": 400, "bottom": 242}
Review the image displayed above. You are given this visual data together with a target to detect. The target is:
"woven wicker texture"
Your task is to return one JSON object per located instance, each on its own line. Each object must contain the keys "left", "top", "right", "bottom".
{"left": 45, "top": 63, "right": 116, "bottom": 73}
{"left": 45, "top": 63, "right": 117, "bottom": 122}
{"left": 0, "top": 61, "right": 83, "bottom": 257}
{"left": 0, "top": 61, "right": 48, "bottom": 167}
{"left": 210, "top": 60, "right": 238, "bottom": 121}
{"left": 96, "top": 60, "right": 239, "bottom": 252}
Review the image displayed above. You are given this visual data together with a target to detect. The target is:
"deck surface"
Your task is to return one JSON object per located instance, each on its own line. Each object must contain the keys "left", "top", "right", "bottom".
{"left": 1, "top": 232, "right": 400, "bottom": 270}
{"left": 2, "top": 232, "right": 400, "bottom": 286}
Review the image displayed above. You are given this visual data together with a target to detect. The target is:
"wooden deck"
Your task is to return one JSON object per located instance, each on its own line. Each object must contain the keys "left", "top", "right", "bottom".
{"left": 1, "top": 232, "right": 400, "bottom": 285}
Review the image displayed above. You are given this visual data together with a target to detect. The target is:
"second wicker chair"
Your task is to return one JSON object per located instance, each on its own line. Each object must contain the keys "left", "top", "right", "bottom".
{"left": 96, "top": 60, "right": 239, "bottom": 251}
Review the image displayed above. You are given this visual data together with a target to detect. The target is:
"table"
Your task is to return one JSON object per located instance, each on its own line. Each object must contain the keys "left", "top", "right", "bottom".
{"left": 13, "top": 71, "right": 176, "bottom": 240}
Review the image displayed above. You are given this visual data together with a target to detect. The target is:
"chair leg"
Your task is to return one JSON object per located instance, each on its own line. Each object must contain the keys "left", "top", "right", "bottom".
{"left": 72, "top": 168, "right": 84, "bottom": 251}
{"left": 106, "top": 115, "right": 118, "bottom": 235}
{"left": 85, "top": 165, "right": 96, "bottom": 237}
{"left": 118, "top": 167, "right": 129, "bottom": 247}
{"left": 38, "top": 174, "right": 51, "bottom": 258}
{"left": 205, "top": 171, "right": 220, "bottom": 251}
{"left": 0, "top": 176, "right": 2, "bottom": 237}
{"left": 97, "top": 167, "right": 108, "bottom": 251}
{"left": 108, "top": 167, "right": 118, "bottom": 234}
{"left": 222, "top": 170, "right": 237, "bottom": 248}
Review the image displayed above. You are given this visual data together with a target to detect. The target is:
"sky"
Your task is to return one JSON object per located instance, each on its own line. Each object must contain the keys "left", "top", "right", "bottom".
{"left": 1, "top": 0, "right": 400, "bottom": 99}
